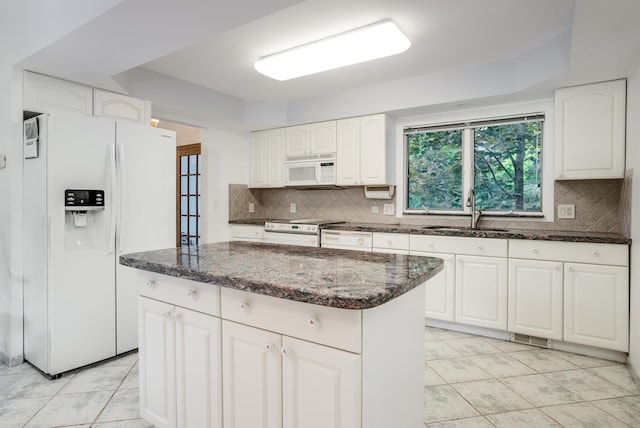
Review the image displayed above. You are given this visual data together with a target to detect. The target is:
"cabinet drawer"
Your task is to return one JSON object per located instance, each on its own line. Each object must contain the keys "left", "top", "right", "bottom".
{"left": 410, "top": 234, "right": 507, "bottom": 257}
{"left": 230, "top": 225, "right": 264, "bottom": 241}
{"left": 373, "top": 232, "right": 409, "bottom": 251}
{"left": 221, "top": 287, "right": 362, "bottom": 353}
{"left": 509, "top": 240, "right": 628, "bottom": 266}
{"left": 138, "top": 272, "right": 220, "bottom": 316}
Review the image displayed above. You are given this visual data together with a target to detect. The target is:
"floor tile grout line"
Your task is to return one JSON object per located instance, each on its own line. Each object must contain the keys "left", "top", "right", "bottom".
{"left": 89, "top": 358, "right": 139, "bottom": 426}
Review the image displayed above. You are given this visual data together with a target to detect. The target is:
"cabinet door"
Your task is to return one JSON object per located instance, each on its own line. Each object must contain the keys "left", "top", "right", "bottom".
{"left": 508, "top": 259, "right": 563, "bottom": 340}
{"left": 94, "top": 88, "right": 150, "bottom": 125}
{"left": 564, "top": 263, "right": 629, "bottom": 352}
{"left": 359, "top": 114, "right": 387, "bottom": 185}
{"left": 23, "top": 71, "right": 93, "bottom": 115}
{"left": 266, "top": 129, "right": 285, "bottom": 187}
{"left": 555, "top": 79, "right": 626, "bottom": 179}
{"left": 222, "top": 321, "right": 282, "bottom": 428}
{"left": 336, "top": 117, "right": 361, "bottom": 185}
{"left": 282, "top": 337, "right": 361, "bottom": 428}
{"left": 455, "top": 256, "right": 508, "bottom": 330}
{"left": 309, "top": 121, "right": 337, "bottom": 154}
{"left": 285, "top": 125, "right": 310, "bottom": 157}
{"left": 412, "top": 251, "right": 455, "bottom": 322}
{"left": 138, "top": 297, "right": 176, "bottom": 428}
{"left": 249, "top": 131, "right": 267, "bottom": 188}
{"left": 175, "top": 307, "right": 222, "bottom": 428}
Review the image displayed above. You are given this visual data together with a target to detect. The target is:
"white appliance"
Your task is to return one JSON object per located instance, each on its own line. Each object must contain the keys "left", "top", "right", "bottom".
{"left": 264, "top": 219, "right": 344, "bottom": 247}
{"left": 23, "top": 110, "right": 176, "bottom": 377}
{"left": 283, "top": 154, "right": 337, "bottom": 187}
{"left": 320, "top": 229, "right": 373, "bottom": 251}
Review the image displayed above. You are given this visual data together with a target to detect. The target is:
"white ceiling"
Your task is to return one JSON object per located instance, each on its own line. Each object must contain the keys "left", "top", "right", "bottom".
{"left": 7, "top": 0, "right": 640, "bottom": 125}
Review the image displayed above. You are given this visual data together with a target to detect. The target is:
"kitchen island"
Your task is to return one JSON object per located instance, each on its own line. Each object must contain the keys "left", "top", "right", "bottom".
{"left": 120, "top": 241, "right": 443, "bottom": 428}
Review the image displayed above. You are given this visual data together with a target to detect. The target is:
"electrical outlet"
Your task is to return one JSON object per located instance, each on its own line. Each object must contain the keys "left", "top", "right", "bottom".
{"left": 371, "top": 206, "right": 379, "bottom": 214}
{"left": 558, "top": 204, "right": 575, "bottom": 219}
{"left": 290, "top": 203, "right": 296, "bottom": 213}
{"left": 249, "top": 203, "right": 254, "bottom": 213}
{"left": 383, "top": 204, "right": 394, "bottom": 215}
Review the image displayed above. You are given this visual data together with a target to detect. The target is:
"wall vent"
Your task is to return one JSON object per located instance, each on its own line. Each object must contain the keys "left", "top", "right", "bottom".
{"left": 511, "top": 333, "right": 551, "bottom": 348}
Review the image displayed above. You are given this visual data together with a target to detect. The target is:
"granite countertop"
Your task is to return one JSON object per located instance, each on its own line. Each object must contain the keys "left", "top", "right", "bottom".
{"left": 325, "top": 223, "right": 631, "bottom": 245}
{"left": 119, "top": 242, "right": 443, "bottom": 310}
{"left": 229, "top": 219, "right": 630, "bottom": 245}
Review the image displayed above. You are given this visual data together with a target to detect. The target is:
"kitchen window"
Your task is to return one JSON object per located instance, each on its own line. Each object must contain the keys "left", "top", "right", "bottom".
{"left": 405, "top": 114, "right": 544, "bottom": 216}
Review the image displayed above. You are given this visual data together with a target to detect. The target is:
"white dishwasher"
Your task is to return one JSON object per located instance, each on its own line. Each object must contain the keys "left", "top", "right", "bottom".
{"left": 321, "top": 229, "right": 373, "bottom": 251}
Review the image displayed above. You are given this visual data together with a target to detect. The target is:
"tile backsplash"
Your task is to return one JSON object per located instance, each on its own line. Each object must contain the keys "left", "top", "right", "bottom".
{"left": 229, "top": 179, "right": 624, "bottom": 233}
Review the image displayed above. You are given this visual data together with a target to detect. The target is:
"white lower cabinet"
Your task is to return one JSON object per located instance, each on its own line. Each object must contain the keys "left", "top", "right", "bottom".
{"left": 508, "top": 259, "right": 563, "bottom": 340}
{"left": 509, "top": 239, "right": 630, "bottom": 352}
{"left": 455, "top": 255, "right": 508, "bottom": 330}
{"left": 564, "top": 263, "right": 629, "bottom": 352}
{"left": 412, "top": 251, "right": 455, "bottom": 321}
{"left": 282, "top": 336, "right": 361, "bottom": 428}
{"left": 138, "top": 296, "right": 222, "bottom": 428}
{"left": 139, "top": 272, "right": 424, "bottom": 428}
{"left": 222, "top": 321, "right": 282, "bottom": 428}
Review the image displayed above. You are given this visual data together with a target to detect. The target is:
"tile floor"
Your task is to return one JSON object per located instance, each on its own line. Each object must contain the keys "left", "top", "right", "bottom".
{"left": 1, "top": 326, "right": 640, "bottom": 427}
{"left": 423, "top": 326, "right": 640, "bottom": 427}
{"left": 0, "top": 351, "right": 148, "bottom": 427}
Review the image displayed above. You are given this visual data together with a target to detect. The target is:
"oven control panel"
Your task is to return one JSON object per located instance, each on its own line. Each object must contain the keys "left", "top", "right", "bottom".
{"left": 265, "top": 222, "right": 319, "bottom": 234}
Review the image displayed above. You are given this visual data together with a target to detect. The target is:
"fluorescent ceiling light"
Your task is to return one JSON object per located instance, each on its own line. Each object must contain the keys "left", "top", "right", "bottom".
{"left": 254, "top": 20, "right": 411, "bottom": 81}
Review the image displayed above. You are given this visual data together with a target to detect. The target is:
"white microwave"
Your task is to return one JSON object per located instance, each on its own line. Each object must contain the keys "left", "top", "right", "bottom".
{"left": 284, "top": 154, "right": 337, "bottom": 187}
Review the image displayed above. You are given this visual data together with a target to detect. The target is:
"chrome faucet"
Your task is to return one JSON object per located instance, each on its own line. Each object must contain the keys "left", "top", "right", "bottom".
{"left": 466, "top": 189, "right": 482, "bottom": 229}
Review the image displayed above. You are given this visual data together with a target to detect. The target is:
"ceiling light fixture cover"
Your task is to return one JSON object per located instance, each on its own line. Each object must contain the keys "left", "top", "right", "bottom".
{"left": 254, "top": 20, "right": 411, "bottom": 81}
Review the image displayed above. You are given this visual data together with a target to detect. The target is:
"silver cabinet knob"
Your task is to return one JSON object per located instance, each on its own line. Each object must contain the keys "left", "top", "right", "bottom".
{"left": 187, "top": 289, "right": 197, "bottom": 299}
{"left": 281, "top": 347, "right": 292, "bottom": 356}
{"left": 146, "top": 279, "right": 156, "bottom": 288}
{"left": 239, "top": 301, "right": 250, "bottom": 312}
{"left": 265, "top": 343, "right": 274, "bottom": 352}
{"left": 308, "top": 317, "right": 320, "bottom": 328}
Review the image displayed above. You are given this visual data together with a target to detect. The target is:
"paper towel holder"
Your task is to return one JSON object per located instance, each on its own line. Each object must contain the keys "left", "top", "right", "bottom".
{"left": 364, "top": 185, "right": 395, "bottom": 199}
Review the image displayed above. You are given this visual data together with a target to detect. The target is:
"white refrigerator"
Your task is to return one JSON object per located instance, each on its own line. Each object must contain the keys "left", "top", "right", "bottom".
{"left": 23, "top": 110, "right": 176, "bottom": 377}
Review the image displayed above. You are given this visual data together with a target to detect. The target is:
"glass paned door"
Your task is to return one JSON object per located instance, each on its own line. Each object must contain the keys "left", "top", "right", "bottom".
{"left": 177, "top": 144, "right": 201, "bottom": 246}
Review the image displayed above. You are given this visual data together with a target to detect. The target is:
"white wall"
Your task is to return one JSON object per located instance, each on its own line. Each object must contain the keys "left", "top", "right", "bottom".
{"left": 0, "top": 66, "right": 24, "bottom": 366}
{"left": 200, "top": 125, "right": 250, "bottom": 244}
{"left": 626, "top": 63, "right": 640, "bottom": 373}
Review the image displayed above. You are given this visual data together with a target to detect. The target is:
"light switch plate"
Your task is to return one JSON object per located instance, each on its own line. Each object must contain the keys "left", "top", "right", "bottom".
{"left": 290, "top": 203, "right": 296, "bottom": 213}
{"left": 371, "top": 206, "right": 379, "bottom": 214}
{"left": 558, "top": 204, "right": 575, "bottom": 219}
{"left": 249, "top": 203, "right": 254, "bottom": 213}
{"left": 383, "top": 204, "right": 394, "bottom": 215}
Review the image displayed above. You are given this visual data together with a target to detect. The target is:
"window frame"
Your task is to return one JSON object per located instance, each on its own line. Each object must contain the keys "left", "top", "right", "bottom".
{"left": 397, "top": 101, "right": 554, "bottom": 221}
{"left": 176, "top": 143, "right": 202, "bottom": 247}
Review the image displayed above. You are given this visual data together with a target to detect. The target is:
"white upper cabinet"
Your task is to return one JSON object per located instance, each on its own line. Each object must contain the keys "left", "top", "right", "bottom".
{"left": 23, "top": 71, "right": 152, "bottom": 125}
{"left": 94, "top": 89, "right": 151, "bottom": 125}
{"left": 285, "top": 121, "right": 336, "bottom": 157}
{"left": 337, "top": 114, "right": 394, "bottom": 186}
{"left": 309, "top": 121, "right": 337, "bottom": 154}
{"left": 267, "top": 129, "right": 285, "bottom": 187}
{"left": 336, "top": 117, "right": 361, "bottom": 185}
{"left": 24, "top": 71, "right": 93, "bottom": 115}
{"left": 284, "top": 124, "right": 310, "bottom": 157}
{"left": 250, "top": 129, "right": 284, "bottom": 188}
{"left": 555, "top": 79, "right": 626, "bottom": 179}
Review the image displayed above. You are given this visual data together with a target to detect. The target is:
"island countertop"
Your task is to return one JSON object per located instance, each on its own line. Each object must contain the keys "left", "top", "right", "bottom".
{"left": 119, "top": 241, "right": 443, "bottom": 310}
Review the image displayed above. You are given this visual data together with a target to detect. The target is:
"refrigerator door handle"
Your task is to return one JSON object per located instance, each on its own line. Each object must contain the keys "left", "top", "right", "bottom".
{"left": 108, "top": 143, "right": 117, "bottom": 254}
{"left": 117, "top": 143, "right": 127, "bottom": 253}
